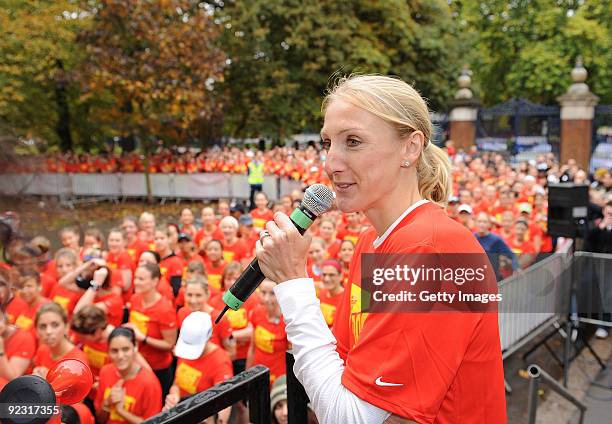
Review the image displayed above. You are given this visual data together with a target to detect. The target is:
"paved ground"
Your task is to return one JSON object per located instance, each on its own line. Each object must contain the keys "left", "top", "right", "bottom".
{"left": 504, "top": 325, "right": 611, "bottom": 424}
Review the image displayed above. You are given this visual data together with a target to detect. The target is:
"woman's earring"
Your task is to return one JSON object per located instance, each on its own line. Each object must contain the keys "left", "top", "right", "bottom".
{"left": 401, "top": 160, "right": 411, "bottom": 168}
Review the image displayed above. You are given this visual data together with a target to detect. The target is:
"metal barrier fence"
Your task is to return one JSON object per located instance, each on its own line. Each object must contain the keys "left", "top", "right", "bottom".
{"left": 0, "top": 173, "right": 304, "bottom": 201}
{"left": 573, "top": 251, "right": 612, "bottom": 329}
{"left": 498, "top": 252, "right": 572, "bottom": 359}
{"left": 143, "top": 365, "right": 270, "bottom": 424}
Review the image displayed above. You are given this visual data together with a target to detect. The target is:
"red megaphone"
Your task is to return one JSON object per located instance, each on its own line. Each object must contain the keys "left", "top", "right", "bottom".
{"left": 46, "top": 358, "right": 93, "bottom": 404}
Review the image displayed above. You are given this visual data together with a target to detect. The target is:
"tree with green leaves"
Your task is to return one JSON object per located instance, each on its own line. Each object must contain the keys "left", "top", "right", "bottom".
{"left": 208, "top": 0, "right": 461, "bottom": 139}
{"left": 78, "top": 0, "right": 225, "bottom": 200}
{"left": 0, "top": 0, "right": 91, "bottom": 151}
{"left": 451, "top": 0, "right": 611, "bottom": 106}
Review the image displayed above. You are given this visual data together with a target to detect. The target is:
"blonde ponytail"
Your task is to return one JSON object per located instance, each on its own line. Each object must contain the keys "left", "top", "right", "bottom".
{"left": 417, "top": 143, "right": 451, "bottom": 205}
{"left": 324, "top": 74, "right": 451, "bottom": 206}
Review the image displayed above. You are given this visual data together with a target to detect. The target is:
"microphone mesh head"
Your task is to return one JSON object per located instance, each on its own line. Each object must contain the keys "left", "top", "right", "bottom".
{"left": 303, "top": 184, "right": 335, "bottom": 216}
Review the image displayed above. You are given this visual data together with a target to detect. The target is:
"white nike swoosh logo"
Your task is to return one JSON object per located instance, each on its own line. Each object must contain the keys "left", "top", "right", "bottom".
{"left": 375, "top": 377, "right": 403, "bottom": 387}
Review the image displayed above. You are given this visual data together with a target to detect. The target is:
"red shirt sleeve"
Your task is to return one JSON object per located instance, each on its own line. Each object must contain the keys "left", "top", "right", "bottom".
{"left": 138, "top": 369, "right": 163, "bottom": 419}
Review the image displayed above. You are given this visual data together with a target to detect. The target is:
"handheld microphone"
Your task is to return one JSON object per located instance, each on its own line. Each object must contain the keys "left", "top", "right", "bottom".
{"left": 216, "top": 184, "right": 334, "bottom": 323}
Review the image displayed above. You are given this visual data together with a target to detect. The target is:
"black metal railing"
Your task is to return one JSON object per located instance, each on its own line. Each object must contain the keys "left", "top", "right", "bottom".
{"left": 143, "top": 365, "right": 270, "bottom": 424}
{"left": 286, "top": 352, "right": 310, "bottom": 424}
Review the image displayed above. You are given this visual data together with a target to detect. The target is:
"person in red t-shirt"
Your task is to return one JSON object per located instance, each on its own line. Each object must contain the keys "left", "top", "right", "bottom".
{"left": 306, "top": 238, "right": 326, "bottom": 289}
{"left": 176, "top": 275, "right": 234, "bottom": 356}
{"left": 178, "top": 208, "right": 198, "bottom": 239}
{"left": 255, "top": 75, "right": 505, "bottom": 422}
{"left": 251, "top": 192, "right": 275, "bottom": 232}
{"left": 238, "top": 214, "right": 259, "bottom": 260}
{"left": 195, "top": 207, "right": 224, "bottom": 252}
{"left": 95, "top": 327, "right": 162, "bottom": 423}
{"left": 164, "top": 312, "right": 233, "bottom": 423}
{"left": 337, "top": 212, "right": 365, "bottom": 247}
{"left": 317, "top": 260, "right": 345, "bottom": 328}
{"left": 219, "top": 216, "right": 249, "bottom": 266}
{"left": 338, "top": 240, "right": 355, "bottom": 286}
{"left": 210, "top": 262, "right": 260, "bottom": 376}
{"left": 246, "top": 279, "right": 288, "bottom": 387}
{"left": 59, "top": 226, "right": 81, "bottom": 256}
{"left": 6, "top": 269, "right": 50, "bottom": 333}
{"left": 317, "top": 217, "right": 342, "bottom": 259}
{"left": 72, "top": 305, "right": 153, "bottom": 403}
{"left": 177, "top": 233, "right": 205, "bottom": 269}
{"left": 0, "top": 311, "right": 36, "bottom": 380}
{"left": 72, "top": 267, "right": 124, "bottom": 328}
{"left": 517, "top": 203, "right": 543, "bottom": 253}
{"left": 508, "top": 219, "right": 537, "bottom": 269}
{"left": 32, "top": 302, "right": 88, "bottom": 379}
{"left": 202, "top": 239, "right": 226, "bottom": 293}
{"left": 155, "top": 227, "right": 185, "bottom": 298}
{"left": 52, "top": 248, "right": 88, "bottom": 319}
{"left": 121, "top": 216, "right": 150, "bottom": 264}
{"left": 105, "top": 229, "right": 135, "bottom": 300}
{"left": 137, "top": 212, "right": 156, "bottom": 249}
{"left": 137, "top": 250, "right": 174, "bottom": 305}
{"left": 124, "top": 263, "right": 177, "bottom": 399}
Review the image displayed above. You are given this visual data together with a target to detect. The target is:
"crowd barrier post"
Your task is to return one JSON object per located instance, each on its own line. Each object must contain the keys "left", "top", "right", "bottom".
{"left": 286, "top": 352, "right": 309, "bottom": 424}
{"left": 526, "top": 365, "right": 586, "bottom": 424}
{"left": 143, "top": 365, "right": 270, "bottom": 424}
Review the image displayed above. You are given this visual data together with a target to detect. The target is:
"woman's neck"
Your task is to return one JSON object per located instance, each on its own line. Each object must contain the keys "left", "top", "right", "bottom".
{"left": 159, "top": 248, "right": 172, "bottom": 258}
{"left": 265, "top": 306, "right": 280, "bottom": 322}
{"left": 365, "top": 184, "right": 423, "bottom": 236}
{"left": 328, "top": 285, "right": 344, "bottom": 297}
{"left": 118, "top": 362, "right": 140, "bottom": 380}
{"left": 142, "top": 290, "right": 160, "bottom": 306}
{"left": 50, "top": 337, "right": 72, "bottom": 359}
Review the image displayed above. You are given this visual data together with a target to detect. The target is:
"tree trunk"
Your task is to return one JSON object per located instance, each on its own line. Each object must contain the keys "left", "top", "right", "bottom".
{"left": 55, "top": 60, "right": 73, "bottom": 152}
{"left": 141, "top": 135, "right": 153, "bottom": 204}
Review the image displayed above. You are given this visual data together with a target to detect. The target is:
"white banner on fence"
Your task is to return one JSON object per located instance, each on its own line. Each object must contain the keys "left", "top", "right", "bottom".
{"left": 0, "top": 173, "right": 306, "bottom": 201}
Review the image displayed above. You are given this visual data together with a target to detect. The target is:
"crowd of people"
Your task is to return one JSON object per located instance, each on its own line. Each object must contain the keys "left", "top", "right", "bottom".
{"left": 0, "top": 146, "right": 610, "bottom": 423}
{"left": 1, "top": 146, "right": 333, "bottom": 187}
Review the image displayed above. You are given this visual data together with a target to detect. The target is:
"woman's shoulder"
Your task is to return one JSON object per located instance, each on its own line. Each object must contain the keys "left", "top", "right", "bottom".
{"left": 391, "top": 204, "right": 484, "bottom": 254}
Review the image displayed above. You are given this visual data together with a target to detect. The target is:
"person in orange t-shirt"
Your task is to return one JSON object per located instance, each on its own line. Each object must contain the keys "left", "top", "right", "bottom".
{"left": 0, "top": 311, "right": 36, "bottom": 380}
{"left": 95, "top": 327, "right": 162, "bottom": 423}
{"left": 203, "top": 240, "right": 225, "bottom": 293}
{"left": 136, "top": 251, "right": 174, "bottom": 305}
{"left": 255, "top": 76, "right": 506, "bottom": 423}
{"left": 6, "top": 269, "right": 50, "bottom": 334}
{"left": 72, "top": 267, "right": 124, "bottom": 328}
{"left": 246, "top": 280, "right": 288, "bottom": 386}
{"left": 125, "top": 263, "right": 177, "bottom": 399}
{"left": 507, "top": 219, "right": 537, "bottom": 269}
{"left": 105, "top": 229, "right": 135, "bottom": 301}
{"left": 176, "top": 275, "right": 233, "bottom": 355}
{"left": 250, "top": 192, "right": 275, "bottom": 232}
{"left": 194, "top": 207, "right": 224, "bottom": 252}
{"left": 317, "top": 217, "right": 342, "bottom": 259}
{"left": 165, "top": 312, "right": 232, "bottom": 424}
{"left": 121, "top": 216, "right": 150, "bottom": 264}
{"left": 178, "top": 208, "right": 198, "bottom": 239}
{"left": 51, "top": 248, "right": 88, "bottom": 319}
{"left": 306, "top": 238, "right": 326, "bottom": 289}
{"left": 32, "top": 302, "right": 88, "bottom": 379}
{"left": 209, "top": 262, "right": 260, "bottom": 375}
{"left": 317, "top": 260, "right": 345, "bottom": 328}
{"left": 155, "top": 227, "right": 185, "bottom": 298}
{"left": 219, "top": 217, "right": 249, "bottom": 265}
{"left": 336, "top": 212, "right": 363, "bottom": 246}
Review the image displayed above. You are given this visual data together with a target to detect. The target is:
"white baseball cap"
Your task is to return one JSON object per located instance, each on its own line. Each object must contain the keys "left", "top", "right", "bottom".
{"left": 458, "top": 204, "right": 473, "bottom": 215}
{"left": 175, "top": 311, "right": 213, "bottom": 360}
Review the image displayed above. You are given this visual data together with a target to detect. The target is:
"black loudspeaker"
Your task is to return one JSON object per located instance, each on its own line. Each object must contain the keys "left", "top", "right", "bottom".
{"left": 547, "top": 183, "right": 589, "bottom": 238}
